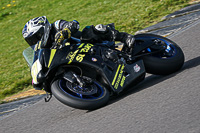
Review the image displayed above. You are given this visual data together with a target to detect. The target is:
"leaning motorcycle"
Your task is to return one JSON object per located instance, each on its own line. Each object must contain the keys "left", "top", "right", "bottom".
{"left": 23, "top": 33, "right": 184, "bottom": 110}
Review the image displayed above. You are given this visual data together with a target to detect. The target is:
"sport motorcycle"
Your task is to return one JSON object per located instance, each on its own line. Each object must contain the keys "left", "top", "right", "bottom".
{"left": 23, "top": 33, "right": 184, "bottom": 110}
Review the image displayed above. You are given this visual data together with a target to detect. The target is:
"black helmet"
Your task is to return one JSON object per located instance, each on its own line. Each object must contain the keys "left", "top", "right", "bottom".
{"left": 22, "top": 16, "right": 51, "bottom": 47}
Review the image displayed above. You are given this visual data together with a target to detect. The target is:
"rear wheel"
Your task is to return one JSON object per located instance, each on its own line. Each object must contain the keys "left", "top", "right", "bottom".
{"left": 136, "top": 34, "right": 184, "bottom": 75}
{"left": 51, "top": 76, "right": 109, "bottom": 110}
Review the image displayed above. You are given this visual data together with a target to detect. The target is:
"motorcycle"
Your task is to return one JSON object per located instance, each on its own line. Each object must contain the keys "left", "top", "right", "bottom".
{"left": 23, "top": 33, "right": 184, "bottom": 110}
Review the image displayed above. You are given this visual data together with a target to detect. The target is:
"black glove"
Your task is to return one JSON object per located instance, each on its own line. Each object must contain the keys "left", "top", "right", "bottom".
{"left": 55, "top": 28, "right": 71, "bottom": 46}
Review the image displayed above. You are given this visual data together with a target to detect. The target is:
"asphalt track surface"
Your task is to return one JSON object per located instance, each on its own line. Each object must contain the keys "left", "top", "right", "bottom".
{"left": 1, "top": 9, "right": 200, "bottom": 133}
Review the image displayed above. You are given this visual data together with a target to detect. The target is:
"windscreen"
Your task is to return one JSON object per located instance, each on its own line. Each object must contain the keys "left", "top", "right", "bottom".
{"left": 23, "top": 46, "right": 34, "bottom": 68}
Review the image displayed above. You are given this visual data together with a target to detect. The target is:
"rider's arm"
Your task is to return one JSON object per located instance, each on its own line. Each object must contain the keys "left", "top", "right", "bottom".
{"left": 53, "top": 20, "right": 80, "bottom": 46}
{"left": 53, "top": 20, "right": 79, "bottom": 34}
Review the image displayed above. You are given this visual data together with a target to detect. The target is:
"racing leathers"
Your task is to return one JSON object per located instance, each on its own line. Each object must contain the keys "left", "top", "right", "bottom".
{"left": 33, "top": 19, "right": 135, "bottom": 89}
{"left": 45, "top": 20, "right": 135, "bottom": 51}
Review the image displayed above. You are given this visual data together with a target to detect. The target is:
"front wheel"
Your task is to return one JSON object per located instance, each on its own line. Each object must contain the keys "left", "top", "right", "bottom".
{"left": 136, "top": 34, "right": 185, "bottom": 75}
{"left": 51, "top": 77, "right": 109, "bottom": 110}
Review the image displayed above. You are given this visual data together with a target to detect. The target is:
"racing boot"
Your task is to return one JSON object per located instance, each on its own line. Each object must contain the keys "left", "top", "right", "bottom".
{"left": 121, "top": 34, "right": 135, "bottom": 55}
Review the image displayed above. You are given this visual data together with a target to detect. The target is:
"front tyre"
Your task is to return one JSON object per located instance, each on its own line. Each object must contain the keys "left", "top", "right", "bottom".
{"left": 51, "top": 78, "right": 109, "bottom": 110}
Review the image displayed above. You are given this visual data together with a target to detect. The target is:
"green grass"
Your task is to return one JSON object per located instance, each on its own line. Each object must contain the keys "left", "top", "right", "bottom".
{"left": 0, "top": 0, "right": 190, "bottom": 101}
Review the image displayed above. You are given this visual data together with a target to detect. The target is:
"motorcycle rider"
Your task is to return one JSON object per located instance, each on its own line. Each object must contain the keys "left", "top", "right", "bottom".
{"left": 22, "top": 16, "right": 136, "bottom": 89}
{"left": 22, "top": 16, "right": 135, "bottom": 51}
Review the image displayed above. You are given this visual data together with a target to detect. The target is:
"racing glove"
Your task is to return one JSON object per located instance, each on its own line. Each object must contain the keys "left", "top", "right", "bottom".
{"left": 55, "top": 27, "right": 71, "bottom": 46}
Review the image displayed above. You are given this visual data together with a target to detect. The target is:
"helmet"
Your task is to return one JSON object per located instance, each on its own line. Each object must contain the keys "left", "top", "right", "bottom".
{"left": 22, "top": 16, "right": 51, "bottom": 47}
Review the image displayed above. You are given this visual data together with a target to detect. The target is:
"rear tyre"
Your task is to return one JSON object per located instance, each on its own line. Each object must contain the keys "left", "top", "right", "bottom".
{"left": 136, "top": 34, "right": 184, "bottom": 75}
